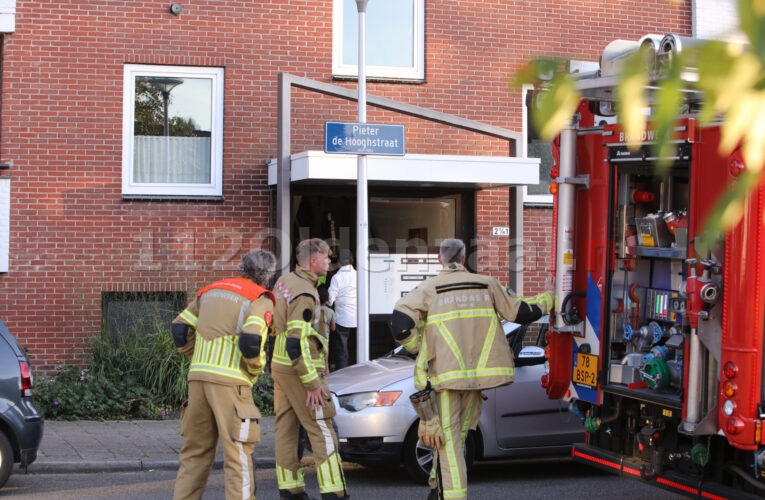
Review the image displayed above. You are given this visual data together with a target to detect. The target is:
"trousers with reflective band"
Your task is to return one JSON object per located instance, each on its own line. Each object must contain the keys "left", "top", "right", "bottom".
{"left": 317, "top": 451, "right": 347, "bottom": 494}
{"left": 276, "top": 465, "right": 306, "bottom": 491}
{"left": 432, "top": 390, "right": 482, "bottom": 500}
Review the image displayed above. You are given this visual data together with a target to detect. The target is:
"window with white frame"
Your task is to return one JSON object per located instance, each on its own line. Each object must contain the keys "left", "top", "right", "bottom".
{"left": 522, "top": 84, "right": 553, "bottom": 205}
{"left": 332, "top": 0, "right": 424, "bottom": 81}
{"left": 0, "top": 177, "right": 9, "bottom": 273}
{"left": 122, "top": 65, "right": 224, "bottom": 198}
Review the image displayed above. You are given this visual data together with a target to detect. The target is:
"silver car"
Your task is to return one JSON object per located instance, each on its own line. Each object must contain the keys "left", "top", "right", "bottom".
{"left": 326, "top": 319, "right": 584, "bottom": 483}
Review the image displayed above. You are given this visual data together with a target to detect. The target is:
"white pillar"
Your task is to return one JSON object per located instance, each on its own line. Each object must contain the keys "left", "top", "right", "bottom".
{"left": 355, "top": 0, "right": 370, "bottom": 363}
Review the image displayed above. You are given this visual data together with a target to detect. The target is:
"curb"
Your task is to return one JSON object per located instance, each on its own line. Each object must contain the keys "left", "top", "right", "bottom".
{"left": 26, "top": 456, "right": 277, "bottom": 474}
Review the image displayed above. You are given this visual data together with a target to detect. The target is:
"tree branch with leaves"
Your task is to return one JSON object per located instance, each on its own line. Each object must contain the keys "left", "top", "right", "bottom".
{"left": 513, "top": 0, "right": 765, "bottom": 242}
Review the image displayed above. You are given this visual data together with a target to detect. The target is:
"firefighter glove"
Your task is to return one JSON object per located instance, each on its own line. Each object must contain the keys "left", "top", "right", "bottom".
{"left": 410, "top": 387, "right": 438, "bottom": 420}
{"left": 418, "top": 417, "right": 445, "bottom": 449}
{"left": 410, "top": 386, "right": 443, "bottom": 448}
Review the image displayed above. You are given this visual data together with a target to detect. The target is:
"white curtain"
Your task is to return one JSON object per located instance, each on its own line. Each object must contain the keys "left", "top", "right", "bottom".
{"left": 133, "top": 136, "right": 211, "bottom": 184}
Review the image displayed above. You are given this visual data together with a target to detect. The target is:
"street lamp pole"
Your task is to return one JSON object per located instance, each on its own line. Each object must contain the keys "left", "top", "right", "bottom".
{"left": 146, "top": 77, "right": 184, "bottom": 136}
{"left": 161, "top": 89, "right": 171, "bottom": 136}
{"left": 355, "top": 0, "right": 370, "bottom": 364}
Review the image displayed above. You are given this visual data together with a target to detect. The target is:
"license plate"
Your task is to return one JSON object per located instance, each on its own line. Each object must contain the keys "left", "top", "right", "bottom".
{"left": 573, "top": 353, "right": 598, "bottom": 388}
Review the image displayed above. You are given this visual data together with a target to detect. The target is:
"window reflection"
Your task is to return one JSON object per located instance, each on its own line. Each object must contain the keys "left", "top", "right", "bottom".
{"left": 132, "top": 75, "right": 213, "bottom": 184}
{"left": 334, "top": 0, "right": 423, "bottom": 80}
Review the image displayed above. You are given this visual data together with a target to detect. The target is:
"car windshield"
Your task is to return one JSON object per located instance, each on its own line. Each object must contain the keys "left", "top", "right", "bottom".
{"left": 387, "top": 344, "right": 417, "bottom": 360}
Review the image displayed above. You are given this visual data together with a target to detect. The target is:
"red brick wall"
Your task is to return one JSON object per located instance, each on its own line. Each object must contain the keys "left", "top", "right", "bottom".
{"left": 522, "top": 206, "right": 556, "bottom": 295}
{"left": 475, "top": 188, "right": 511, "bottom": 281}
{"left": 0, "top": 1, "right": 691, "bottom": 372}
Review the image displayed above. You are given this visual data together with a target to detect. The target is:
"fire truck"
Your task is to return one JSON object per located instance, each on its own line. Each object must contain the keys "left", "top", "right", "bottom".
{"left": 541, "top": 34, "right": 765, "bottom": 498}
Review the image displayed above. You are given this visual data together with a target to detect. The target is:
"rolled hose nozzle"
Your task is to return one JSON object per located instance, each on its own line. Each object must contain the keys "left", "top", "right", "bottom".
{"left": 690, "top": 443, "right": 709, "bottom": 466}
{"left": 584, "top": 417, "right": 601, "bottom": 433}
{"left": 584, "top": 399, "right": 622, "bottom": 433}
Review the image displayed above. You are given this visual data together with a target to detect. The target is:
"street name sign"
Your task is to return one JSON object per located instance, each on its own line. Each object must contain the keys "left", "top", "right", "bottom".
{"left": 324, "top": 122, "right": 405, "bottom": 156}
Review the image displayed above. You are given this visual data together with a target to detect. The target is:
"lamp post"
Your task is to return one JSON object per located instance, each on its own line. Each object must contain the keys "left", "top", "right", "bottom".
{"left": 146, "top": 77, "right": 183, "bottom": 136}
{"left": 355, "top": 0, "right": 370, "bottom": 364}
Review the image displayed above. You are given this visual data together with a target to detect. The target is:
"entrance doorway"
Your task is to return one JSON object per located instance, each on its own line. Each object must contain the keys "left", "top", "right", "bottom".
{"left": 290, "top": 186, "right": 475, "bottom": 359}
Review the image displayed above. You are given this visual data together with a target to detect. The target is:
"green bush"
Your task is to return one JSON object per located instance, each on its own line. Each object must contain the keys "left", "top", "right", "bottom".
{"left": 34, "top": 326, "right": 277, "bottom": 420}
{"left": 252, "top": 370, "right": 275, "bottom": 417}
{"left": 34, "top": 365, "right": 165, "bottom": 421}
{"left": 88, "top": 325, "right": 190, "bottom": 412}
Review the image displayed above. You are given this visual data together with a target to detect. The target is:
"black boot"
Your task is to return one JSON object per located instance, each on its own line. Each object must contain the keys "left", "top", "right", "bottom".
{"left": 426, "top": 488, "right": 441, "bottom": 500}
{"left": 279, "top": 490, "right": 315, "bottom": 500}
{"left": 321, "top": 493, "right": 349, "bottom": 499}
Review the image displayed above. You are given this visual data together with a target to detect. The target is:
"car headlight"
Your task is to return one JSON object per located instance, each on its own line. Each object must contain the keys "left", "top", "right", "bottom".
{"left": 337, "top": 391, "right": 402, "bottom": 412}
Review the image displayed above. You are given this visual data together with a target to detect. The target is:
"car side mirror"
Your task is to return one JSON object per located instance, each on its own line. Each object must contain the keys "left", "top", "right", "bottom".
{"left": 515, "top": 346, "right": 546, "bottom": 367}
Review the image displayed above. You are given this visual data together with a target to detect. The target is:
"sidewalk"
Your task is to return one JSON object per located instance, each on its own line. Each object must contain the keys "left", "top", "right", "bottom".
{"left": 27, "top": 416, "right": 276, "bottom": 474}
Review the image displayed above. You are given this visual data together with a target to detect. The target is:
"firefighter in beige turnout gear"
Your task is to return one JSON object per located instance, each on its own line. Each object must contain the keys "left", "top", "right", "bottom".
{"left": 271, "top": 238, "right": 349, "bottom": 500}
{"left": 172, "top": 250, "right": 278, "bottom": 500}
{"left": 391, "top": 239, "right": 553, "bottom": 500}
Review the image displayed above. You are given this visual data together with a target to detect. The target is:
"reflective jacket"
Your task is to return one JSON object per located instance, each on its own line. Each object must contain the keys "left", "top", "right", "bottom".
{"left": 393, "top": 263, "right": 551, "bottom": 391}
{"left": 271, "top": 266, "right": 328, "bottom": 391}
{"left": 173, "top": 277, "right": 275, "bottom": 387}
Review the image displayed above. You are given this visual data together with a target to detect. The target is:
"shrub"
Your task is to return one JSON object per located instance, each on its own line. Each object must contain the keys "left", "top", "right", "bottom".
{"left": 88, "top": 324, "right": 190, "bottom": 412}
{"left": 34, "top": 326, "right": 277, "bottom": 420}
{"left": 34, "top": 365, "right": 164, "bottom": 421}
{"left": 252, "top": 371, "right": 275, "bottom": 417}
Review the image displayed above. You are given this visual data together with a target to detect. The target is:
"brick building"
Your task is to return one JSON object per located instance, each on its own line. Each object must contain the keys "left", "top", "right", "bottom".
{"left": 0, "top": 0, "right": 697, "bottom": 373}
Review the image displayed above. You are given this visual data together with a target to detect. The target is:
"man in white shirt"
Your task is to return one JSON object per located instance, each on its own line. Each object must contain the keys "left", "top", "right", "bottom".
{"left": 327, "top": 248, "right": 357, "bottom": 370}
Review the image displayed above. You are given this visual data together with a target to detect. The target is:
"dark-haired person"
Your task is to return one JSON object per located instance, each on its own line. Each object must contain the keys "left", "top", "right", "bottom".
{"left": 327, "top": 248, "right": 357, "bottom": 369}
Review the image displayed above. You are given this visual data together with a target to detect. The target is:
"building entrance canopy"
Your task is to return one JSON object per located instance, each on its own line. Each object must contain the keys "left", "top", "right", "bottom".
{"left": 268, "top": 151, "right": 540, "bottom": 189}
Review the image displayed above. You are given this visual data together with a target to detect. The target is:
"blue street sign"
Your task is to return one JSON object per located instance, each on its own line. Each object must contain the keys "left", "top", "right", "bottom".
{"left": 324, "top": 122, "right": 405, "bottom": 156}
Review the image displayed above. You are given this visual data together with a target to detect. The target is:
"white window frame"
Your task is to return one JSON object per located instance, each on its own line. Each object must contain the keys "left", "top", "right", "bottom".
{"left": 522, "top": 84, "right": 553, "bottom": 205}
{"left": 332, "top": 0, "right": 425, "bottom": 81}
{"left": 0, "top": 177, "right": 9, "bottom": 273}
{"left": 122, "top": 64, "right": 224, "bottom": 198}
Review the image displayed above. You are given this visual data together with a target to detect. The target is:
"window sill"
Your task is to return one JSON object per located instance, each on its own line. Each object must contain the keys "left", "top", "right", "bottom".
{"left": 122, "top": 195, "right": 225, "bottom": 202}
{"left": 331, "top": 75, "right": 426, "bottom": 85}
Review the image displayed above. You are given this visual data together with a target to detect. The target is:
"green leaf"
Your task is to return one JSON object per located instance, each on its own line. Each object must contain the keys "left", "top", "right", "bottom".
{"left": 738, "top": 0, "right": 765, "bottom": 62}
{"left": 616, "top": 51, "right": 650, "bottom": 151}
{"left": 534, "top": 73, "right": 580, "bottom": 141}
{"left": 697, "top": 169, "right": 760, "bottom": 251}
{"left": 511, "top": 59, "right": 563, "bottom": 87}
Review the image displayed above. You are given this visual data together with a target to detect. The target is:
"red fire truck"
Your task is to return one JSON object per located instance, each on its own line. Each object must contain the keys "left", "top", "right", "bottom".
{"left": 542, "top": 34, "right": 765, "bottom": 499}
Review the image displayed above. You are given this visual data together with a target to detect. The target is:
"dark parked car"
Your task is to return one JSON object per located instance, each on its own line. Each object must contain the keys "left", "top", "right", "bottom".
{"left": 327, "top": 318, "right": 584, "bottom": 483}
{"left": 0, "top": 318, "right": 44, "bottom": 488}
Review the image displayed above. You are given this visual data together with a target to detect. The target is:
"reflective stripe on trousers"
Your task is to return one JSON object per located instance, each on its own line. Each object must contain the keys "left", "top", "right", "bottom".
{"left": 432, "top": 389, "right": 482, "bottom": 500}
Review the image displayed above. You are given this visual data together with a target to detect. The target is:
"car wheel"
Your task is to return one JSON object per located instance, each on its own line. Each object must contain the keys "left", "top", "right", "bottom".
{"left": 0, "top": 431, "right": 13, "bottom": 489}
{"left": 403, "top": 423, "right": 433, "bottom": 484}
{"left": 402, "top": 422, "right": 477, "bottom": 485}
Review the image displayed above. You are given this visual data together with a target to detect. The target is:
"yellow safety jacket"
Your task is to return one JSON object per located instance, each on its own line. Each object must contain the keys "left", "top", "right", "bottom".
{"left": 271, "top": 267, "right": 327, "bottom": 391}
{"left": 394, "top": 263, "right": 551, "bottom": 391}
{"left": 173, "top": 277, "right": 275, "bottom": 387}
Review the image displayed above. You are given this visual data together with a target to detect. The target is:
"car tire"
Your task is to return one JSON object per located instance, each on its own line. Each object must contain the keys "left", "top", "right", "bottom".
{"left": 0, "top": 431, "right": 13, "bottom": 489}
{"left": 402, "top": 421, "right": 476, "bottom": 485}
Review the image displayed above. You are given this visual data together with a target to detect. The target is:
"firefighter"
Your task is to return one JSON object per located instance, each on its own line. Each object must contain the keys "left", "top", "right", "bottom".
{"left": 391, "top": 238, "right": 553, "bottom": 500}
{"left": 171, "top": 249, "right": 277, "bottom": 500}
{"left": 271, "top": 238, "right": 349, "bottom": 500}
